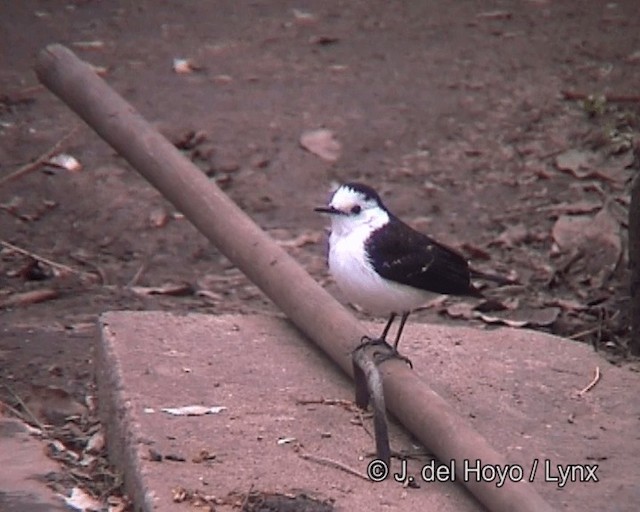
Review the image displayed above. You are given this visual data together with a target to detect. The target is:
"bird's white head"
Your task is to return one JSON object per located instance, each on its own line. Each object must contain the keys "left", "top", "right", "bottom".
{"left": 315, "top": 182, "right": 390, "bottom": 236}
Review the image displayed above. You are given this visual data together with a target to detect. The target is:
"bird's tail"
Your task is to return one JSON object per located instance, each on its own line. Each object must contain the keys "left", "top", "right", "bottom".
{"left": 470, "top": 268, "right": 518, "bottom": 286}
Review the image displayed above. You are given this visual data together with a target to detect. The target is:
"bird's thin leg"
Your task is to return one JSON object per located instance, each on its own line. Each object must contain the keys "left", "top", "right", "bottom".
{"left": 393, "top": 312, "right": 411, "bottom": 350}
{"left": 358, "top": 313, "right": 396, "bottom": 348}
{"left": 370, "top": 311, "right": 413, "bottom": 368}
{"left": 380, "top": 313, "right": 397, "bottom": 342}
{"left": 356, "top": 312, "right": 412, "bottom": 368}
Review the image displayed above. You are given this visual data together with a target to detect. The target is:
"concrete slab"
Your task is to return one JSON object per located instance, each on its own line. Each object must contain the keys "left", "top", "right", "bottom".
{"left": 98, "top": 312, "right": 640, "bottom": 511}
{"left": 0, "top": 418, "right": 67, "bottom": 511}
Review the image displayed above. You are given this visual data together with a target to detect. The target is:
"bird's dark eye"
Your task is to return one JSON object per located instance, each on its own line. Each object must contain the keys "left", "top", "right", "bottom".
{"left": 350, "top": 205, "right": 362, "bottom": 214}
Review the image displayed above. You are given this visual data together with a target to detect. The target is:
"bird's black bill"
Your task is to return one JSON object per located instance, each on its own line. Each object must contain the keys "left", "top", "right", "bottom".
{"left": 314, "top": 205, "right": 343, "bottom": 215}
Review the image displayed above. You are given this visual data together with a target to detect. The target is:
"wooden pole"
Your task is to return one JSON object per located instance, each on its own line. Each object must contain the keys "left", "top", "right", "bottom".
{"left": 36, "top": 44, "right": 557, "bottom": 512}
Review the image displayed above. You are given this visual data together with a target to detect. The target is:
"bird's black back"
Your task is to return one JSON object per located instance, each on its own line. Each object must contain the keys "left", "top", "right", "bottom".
{"left": 366, "top": 215, "right": 483, "bottom": 298}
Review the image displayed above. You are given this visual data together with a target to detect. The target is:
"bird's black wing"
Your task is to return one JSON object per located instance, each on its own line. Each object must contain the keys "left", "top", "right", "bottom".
{"left": 366, "top": 218, "right": 482, "bottom": 297}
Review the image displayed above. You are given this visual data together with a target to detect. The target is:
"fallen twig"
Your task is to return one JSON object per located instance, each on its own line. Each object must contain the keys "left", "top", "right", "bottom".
{"left": 295, "top": 397, "right": 356, "bottom": 410}
{"left": 69, "top": 252, "right": 108, "bottom": 285}
{"left": 568, "top": 326, "right": 600, "bottom": 341}
{"left": 298, "top": 452, "right": 369, "bottom": 481}
{"left": 577, "top": 366, "right": 601, "bottom": 397}
{"left": 357, "top": 408, "right": 374, "bottom": 440}
{"left": 0, "top": 288, "right": 59, "bottom": 308}
{"left": 239, "top": 484, "right": 254, "bottom": 511}
{"left": 126, "top": 262, "right": 148, "bottom": 287}
{"left": 1, "top": 85, "right": 45, "bottom": 102}
{"left": 0, "top": 239, "right": 95, "bottom": 280}
{"left": 0, "top": 126, "right": 79, "bottom": 187}
{"left": 3, "top": 385, "right": 47, "bottom": 431}
{"left": 0, "top": 399, "right": 33, "bottom": 426}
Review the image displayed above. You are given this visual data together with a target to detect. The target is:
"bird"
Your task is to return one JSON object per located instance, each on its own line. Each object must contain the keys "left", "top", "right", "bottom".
{"left": 315, "top": 182, "right": 513, "bottom": 360}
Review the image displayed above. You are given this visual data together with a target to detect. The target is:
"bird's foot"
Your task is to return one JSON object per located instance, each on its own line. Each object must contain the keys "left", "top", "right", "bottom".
{"left": 358, "top": 335, "right": 391, "bottom": 349}
{"left": 356, "top": 336, "right": 413, "bottom": 369}
{"left": 375, "top": 348, "right": 413, "bottom": 369}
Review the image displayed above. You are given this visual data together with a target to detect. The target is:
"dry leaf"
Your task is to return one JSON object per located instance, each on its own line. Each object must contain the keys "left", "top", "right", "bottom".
{"left": 89, "top": 64, "right": 108, "bottom": 76}
{"left": 85, "top": 430, "right": 105, "bottom": 454}
{"left": 460, "top": 242, "right": 491, "bottom": 260}
{"left": 474, "top": 298, "right": 510, "bottom": 313}
{"left": 23, "top": 384, "right": 87, "bottom": 426}
{"left": 18, "top": 260, "right": 53, "bottom": 281}
{"left": 213, "top": 74, "right": 233, "bottom": 84}
{"left": 172, "top": 58, "right": 198, "bottom": 74}
{"left": 148, "top": 207, "right": 170, "bottom": 228}
{"left": 161, "top": 405, "right": 227, "bottom": 416}
{"left": 493, "top": 223, "right": 528, "bottom": 247}
{"left": 555, "top": 149, "right": 625, "bottom": 183}
{"left": 546, "top": 298, "right": 588, "bottom": 312}
{"left": 107, "top": 495, "right": 129, "bottom": 512}
{"left": 420, "top": 295, "right": 449, "bottom": 310}
{"left": 551, "top": 207, "right": 621, "bottom": 286}
{"left": 45, "top": 153, "right": 82, "bottom": 172}
{"left": 49, "top": 439, "right": 68, "bottom": 453}
{"left": 173, "top": 129, "right": 207, "bottom": 150}
{"left": 475, "top": 307, "right": 560, "bottom": 328}
{"left": 85, "top": 394, "right": 98, "bottom": 413}
{"left": 192, "top": 449, "right": 217, "bottom": 463}
{"left": 64, "top": 487, "right": 102, "bottom": 511}
{"left": 476, "top": 10, "right": 512, "bottom": 19}
{"left": 597, "top": 164, "right": 630, "bottom": 184}
{"left": 309, "top": 35, "right": 340, "bottom": 45}
{"left": 292, "top": 8, "right": 317, "bottom": 23}
{"left": 72, "top": 40, "right": 105, "bottom": 49}
{"left": 444, "top": 302, "right": 475, "bottom": 319}
{"left": 277, "top": 231, "right": 322, "bottom": 248}
{"left": 555, "top": 149, "right": 593, "bottom": 177}
{"left": 195, "top": 289, "right": 224, "bottom": 302}
{"left": 300, "top": 129, "right": 342, "bottom": 162}
{"left": 540, "top": 199, "right": 602, "bottom": 216}
{"left": 130, "top": 281, "right": 194, "bottom": 297}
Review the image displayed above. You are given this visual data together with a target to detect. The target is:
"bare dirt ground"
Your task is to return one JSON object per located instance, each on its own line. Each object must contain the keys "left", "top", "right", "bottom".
{"left": 1, "top": 0, "right": 640, "bottom": 509}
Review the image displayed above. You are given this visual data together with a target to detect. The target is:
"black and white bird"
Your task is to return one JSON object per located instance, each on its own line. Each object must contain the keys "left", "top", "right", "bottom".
{"left": 315, "top": 182, "right": 512, "bottom": 357}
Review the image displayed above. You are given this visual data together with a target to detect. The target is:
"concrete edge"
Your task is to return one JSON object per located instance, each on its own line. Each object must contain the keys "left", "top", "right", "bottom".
{"left": 97, "top": 314, "right": 154, "bottom": 512}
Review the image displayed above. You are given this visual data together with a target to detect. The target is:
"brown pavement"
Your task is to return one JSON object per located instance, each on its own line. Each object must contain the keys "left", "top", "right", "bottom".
{"left": 0, "top": 418, "right": 68, "bottom": 511}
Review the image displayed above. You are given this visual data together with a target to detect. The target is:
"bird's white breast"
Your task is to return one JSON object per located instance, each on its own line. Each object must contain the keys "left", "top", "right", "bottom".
{"left": 328, "top": 224, "right": 432, "bottom": 315}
